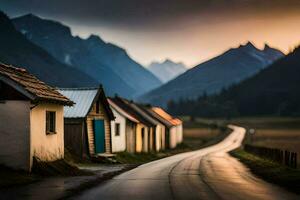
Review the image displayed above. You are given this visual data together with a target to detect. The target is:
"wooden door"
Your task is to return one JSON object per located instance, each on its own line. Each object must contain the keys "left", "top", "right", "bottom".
{"left": 93, "top": 119, "right": 105, "bottom": 153}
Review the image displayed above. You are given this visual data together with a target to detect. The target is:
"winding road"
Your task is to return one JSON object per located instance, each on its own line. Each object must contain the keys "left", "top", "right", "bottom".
{"left": 73, "top": 125, "right": 299, "bottom": 200}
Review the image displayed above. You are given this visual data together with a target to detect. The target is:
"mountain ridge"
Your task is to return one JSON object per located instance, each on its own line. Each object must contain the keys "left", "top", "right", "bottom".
{"left": 148, "top": 59, "right": 187, "bottom": 83}
{"left": 0, "top": 11, "right": 98, "bottom": 88}
{"left": 138, "top": 42, "right": 284, "bottom": 107}
{"left": 168, "top": 46, "right": 300, "bottom": 117}
{"left": 13, "top": 14, "right": 162, "bottom": 98}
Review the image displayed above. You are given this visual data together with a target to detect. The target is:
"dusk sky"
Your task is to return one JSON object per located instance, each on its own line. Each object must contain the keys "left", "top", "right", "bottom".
{"left": 1, "top": 0, "right": 300, "bottom": 67}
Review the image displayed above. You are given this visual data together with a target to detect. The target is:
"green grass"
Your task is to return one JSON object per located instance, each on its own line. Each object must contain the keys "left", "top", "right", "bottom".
{"left": 231, "top": 149, "right": 300, "bottom": 194}
{"left": 115, "top": 152, "right": 164, "bottom": 164}
{"left": 115, "top": 143, "right": 191, "bottom": 164}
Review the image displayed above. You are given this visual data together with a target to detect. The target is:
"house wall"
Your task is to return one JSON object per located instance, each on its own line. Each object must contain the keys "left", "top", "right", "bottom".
{"left": 126, "top": 121, "right": 136, "bottom": 153}
{"left": 155, "top": 124, "right": 166, "bottom": 151}
{"left": 86, "top": 100, "right": 111, "bottom": 155}
{"left": 136, "top": 124, "right": 148, "bottom": 153}
{"left": 176, "top": 124, "right": 183, "bottom": 144}
{"left": 149, "top": 127, "right": 154, "bottom": 151}
{"left": 110, "top": 108, "right": 126, "bottom": 152}
{"left": 169, "top": 127, "right": 177, "bottom": 149}
{"left": 64, "top": 119, "right": 85, "bottom": 159}
{"left": 0, "top": 101, "right": 31, "bottom": 171}
{"left": 30, "top": 103, "right": 64, "bottom": 166}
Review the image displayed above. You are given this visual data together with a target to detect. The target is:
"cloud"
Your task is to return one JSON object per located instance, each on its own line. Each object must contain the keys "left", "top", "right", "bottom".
{"left": 2, "top": 0, "right": 300, "bottom": 29}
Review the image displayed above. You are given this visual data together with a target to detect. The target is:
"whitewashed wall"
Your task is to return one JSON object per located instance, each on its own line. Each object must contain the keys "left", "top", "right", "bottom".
{"left": 136, "top": 124, "right": 147, "bottom": 153}
{"left": 30, "top": 103, "right": 64, "bottom": 165}
{"left": 0, "top": 101, "right": 31, "bottom": 171}
{"left": 155, "top": 124, "right": 165, "bottom": 151}
{"left": 169, "top": 127, "right": 177, "bottom": 149}
{"left": 110, "top": 108, "right": 126, "bottom": 152}
{"left": 176, "top": 124, "right": 183, "bottom": 144}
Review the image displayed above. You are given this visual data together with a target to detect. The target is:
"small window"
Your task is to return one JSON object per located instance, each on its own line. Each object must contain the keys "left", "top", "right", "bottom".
{"left": 96, "top": 100, "right": 100, "bottom": 114}
{"left": 115, "top": 123, "right": 120, "bottom": 136}
{"left": 46, "top": 111, "right": 56, "bottom": 135}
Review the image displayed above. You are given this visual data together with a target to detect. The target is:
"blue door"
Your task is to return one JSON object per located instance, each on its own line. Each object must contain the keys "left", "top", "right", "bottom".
{"left": 93, "top": 119, "right": 105, "bottom": 153}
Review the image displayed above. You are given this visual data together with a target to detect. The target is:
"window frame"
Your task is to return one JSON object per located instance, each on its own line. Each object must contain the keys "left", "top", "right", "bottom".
{"left": 115, "top": 123, "right": 120, "bottom": 136}
{"left": 46, "top": 111, "right": 56, "bottom": 135}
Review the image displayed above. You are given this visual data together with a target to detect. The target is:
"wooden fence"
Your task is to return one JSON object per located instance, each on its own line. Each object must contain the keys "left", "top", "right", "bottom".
{"left": 244, "top": 144, "right": 298, "bottom": 168}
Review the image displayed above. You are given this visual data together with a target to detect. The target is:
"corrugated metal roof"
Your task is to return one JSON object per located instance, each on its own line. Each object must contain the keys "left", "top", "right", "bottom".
{"left": 58, "top": 88, "right": 98, "bottom": 118}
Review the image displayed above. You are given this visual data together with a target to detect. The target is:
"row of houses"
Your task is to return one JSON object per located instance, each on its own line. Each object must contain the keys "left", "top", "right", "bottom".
{"left": 0, "top": 63, "right": 183, "bottom": 171}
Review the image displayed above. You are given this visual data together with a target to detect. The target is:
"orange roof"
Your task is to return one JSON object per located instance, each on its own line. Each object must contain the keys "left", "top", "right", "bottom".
{"left": 152, "top": 107, "right": 182, "bottom": 126}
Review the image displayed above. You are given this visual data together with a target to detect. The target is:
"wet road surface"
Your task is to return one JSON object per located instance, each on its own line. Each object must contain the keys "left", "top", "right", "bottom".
{"left": 73, "top": 125, "right": 299, "bottom": 200}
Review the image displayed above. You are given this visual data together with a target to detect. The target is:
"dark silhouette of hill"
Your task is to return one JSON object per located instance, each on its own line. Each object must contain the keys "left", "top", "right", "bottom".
{"left": 168, "top": 47, "right": 300, "bottom": 117}
{"left": 0, "top": 11, "right": 98, "bottom": 87}
{"left": 138, "top": 42, "right": 284, "bottom": 107}
{"left": 13, "top": 14, "right": 162, "bottom": 97}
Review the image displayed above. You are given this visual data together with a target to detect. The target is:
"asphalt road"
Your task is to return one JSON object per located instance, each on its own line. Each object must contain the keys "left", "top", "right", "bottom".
{"left": 73, "top": 125, "right": 299, "bottom": 200}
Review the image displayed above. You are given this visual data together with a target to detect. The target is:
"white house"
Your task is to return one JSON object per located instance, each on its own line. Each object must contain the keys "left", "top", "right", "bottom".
{"left": 0, "top": 63, "right": 73, "bottom": 171}
{"left": 108, "top": 97, "right": 140, "bottom": 153}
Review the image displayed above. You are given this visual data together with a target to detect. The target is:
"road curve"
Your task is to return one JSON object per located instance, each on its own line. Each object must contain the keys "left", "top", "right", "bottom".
{"left": 73, "top": 125, "right": 299, "bottom": 200}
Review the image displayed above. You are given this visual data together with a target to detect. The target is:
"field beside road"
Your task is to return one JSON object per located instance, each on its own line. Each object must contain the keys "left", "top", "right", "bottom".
{"left": 230, "top": 117, "right": 300, "bottom": 154}
{"left": 183, "top": 120, "right": 228, "bottom": 150}
{"left": 181, "top": 117, "right": 300, "bottom": 154}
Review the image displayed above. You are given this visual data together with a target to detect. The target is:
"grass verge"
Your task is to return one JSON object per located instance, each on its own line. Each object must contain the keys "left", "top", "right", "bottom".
{"left": 115, "top": 143, "right": 190, "bottom": 164}
{"left": 230, "top": 149, "right": 300, "bottom": 194}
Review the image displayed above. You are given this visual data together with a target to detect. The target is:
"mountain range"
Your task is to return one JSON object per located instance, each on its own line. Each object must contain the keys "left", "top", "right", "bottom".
{"left": 13, "top": 14, "right": 161, "bottom": 98}
{"left": 168, "top": 46, "right": 300, "bottom": 117}
{"left": 0, "top": 11, "right": 98, "bottom": 87}
{"left": 138, "top": 42, "right": 284, "bottom": 107}
{"left": 148, "top": 59, "right": 187, "bottom": 83}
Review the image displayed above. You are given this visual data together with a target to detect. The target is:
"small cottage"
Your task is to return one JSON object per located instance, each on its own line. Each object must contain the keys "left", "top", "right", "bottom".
{"left": 152, "top": 107, "right": 182, "bottom": 149}
{"left": 58, "top": 87, "right": 114, "bottom": 159}
{"left": 173, "top": 118, "right": 183, "bottom": 145}
{"left": 108, "top": 97, "right": 140, "bottom": 153}
{"left": 138, "top": 105, "right": 166, "bottom": 152}
{"left": 0, "top": 63, "right": 73, "bottom": 171}
{"left": 114, "top": 97, "right": 155, "bottom": 153}
{"left": 124, "top": 100, "right": 165, "bottom": 152}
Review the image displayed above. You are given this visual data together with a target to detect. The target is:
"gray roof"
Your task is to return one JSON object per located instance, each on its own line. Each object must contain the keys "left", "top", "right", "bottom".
{"left": 58, "top": 88, "right": 98, "bottom": 118}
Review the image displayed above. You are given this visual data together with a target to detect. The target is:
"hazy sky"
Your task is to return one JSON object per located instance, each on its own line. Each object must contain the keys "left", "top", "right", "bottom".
{"left": 1, "top": 0, "right": 300, "bottom": 67}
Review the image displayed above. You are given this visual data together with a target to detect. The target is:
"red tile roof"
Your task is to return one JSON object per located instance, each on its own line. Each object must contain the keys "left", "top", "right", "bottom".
{"left": 0, "top": 63, "right": 73, "bottom": 106}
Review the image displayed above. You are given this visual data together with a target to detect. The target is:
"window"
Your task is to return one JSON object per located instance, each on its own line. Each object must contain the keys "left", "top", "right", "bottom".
{"left": 46, "top": 111, "right": 56, "bottom": 134}
{"left": 115, "top": 123, "right": 120, "bottom": 136}
{"left": 96, "top": 100, "right": 100, "bottom": 114}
